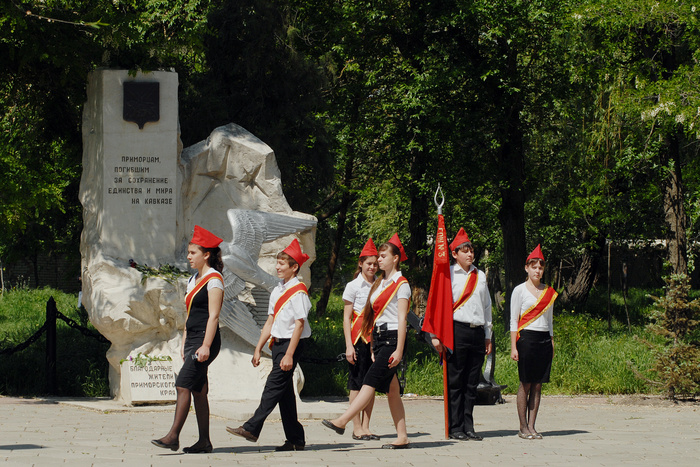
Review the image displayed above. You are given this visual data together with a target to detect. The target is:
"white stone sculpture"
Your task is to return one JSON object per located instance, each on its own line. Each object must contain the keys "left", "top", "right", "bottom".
{"left": 80, "top": 70, "right": 316, "bottom": 403}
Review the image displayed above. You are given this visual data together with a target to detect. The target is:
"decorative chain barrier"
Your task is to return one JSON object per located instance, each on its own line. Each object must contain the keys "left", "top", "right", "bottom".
{"left": 55, "top": 310, "right": 110, "bottom": 344}
{"left": 0, "top": 301, "right": 109, "bottom": 356}
{"left": 0, "top": 322, "right": 48, "bottom": 356}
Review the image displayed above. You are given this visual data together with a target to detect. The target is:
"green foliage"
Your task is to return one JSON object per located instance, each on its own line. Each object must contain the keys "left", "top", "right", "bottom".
{"left": 302, "top": 288, "right": 658, "bottom": 397}
{"left": 300, "top": 293, "right": 348, "bottom": 397}
{"left": 646, "top": 274, "right": 700, "bottom": 399}
{"left": 0, "top": 288, "right": 110, "bottom": 396}
{"left": 130, "top": 262, "right": 189, "bottom": 285}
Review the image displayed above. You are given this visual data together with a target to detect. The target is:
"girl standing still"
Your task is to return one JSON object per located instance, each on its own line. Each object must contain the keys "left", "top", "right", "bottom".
{"left": 342, "top": 238, "right": 380, "bottom": 440}
{"left": 509, "top": 244, "right": 558, "bottom": 440}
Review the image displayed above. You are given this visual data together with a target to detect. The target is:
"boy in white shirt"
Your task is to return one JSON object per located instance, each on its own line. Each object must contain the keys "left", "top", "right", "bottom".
{"left": 227, "top": 238, "right": 311, "bottom": 451}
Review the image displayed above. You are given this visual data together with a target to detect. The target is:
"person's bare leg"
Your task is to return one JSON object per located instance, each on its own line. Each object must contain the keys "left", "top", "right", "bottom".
{"left": 331, "top": 385, "right": 375, "bottom": 428}
{"left": 349, "top": 389, "right": 364, "bottom": 436}
{"left": 189, "top": 383, "right": 212, "bottom": 449}
{"left": 517, "top": 382, "right": 533, "bottom": 436}
{"left": 155, "top": 386, "right": 191, "bottom": 445}
{"left": 361, "top": 392, "right": 376, "bottom": 436}
{"left": 526, "top": 383, "right": 543, "bottom": 436}
{"left": 386, "top": 376, "right": 408, "bottom": 445}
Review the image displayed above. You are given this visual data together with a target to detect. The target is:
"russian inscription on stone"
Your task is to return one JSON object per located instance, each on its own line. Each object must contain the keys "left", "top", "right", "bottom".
{"left": 121, "top": 361, "right": 177, "bottom": 404}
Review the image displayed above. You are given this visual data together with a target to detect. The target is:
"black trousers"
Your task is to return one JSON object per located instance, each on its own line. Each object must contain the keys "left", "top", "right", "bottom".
{"left": 447, "top": 322, "right": 485, "bottom": 434}
{"left": 243, "top": 339, "right": 305, "bottom": 444}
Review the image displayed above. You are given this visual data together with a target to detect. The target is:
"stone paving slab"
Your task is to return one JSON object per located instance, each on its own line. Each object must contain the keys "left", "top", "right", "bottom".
{"left": 1, "top": 395, "right": 698, "bottom": 466}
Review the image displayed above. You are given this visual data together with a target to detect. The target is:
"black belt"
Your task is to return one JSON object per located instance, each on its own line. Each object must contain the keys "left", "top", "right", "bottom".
{"left": 455, "top": 321, "right": 484, "bottom": 329}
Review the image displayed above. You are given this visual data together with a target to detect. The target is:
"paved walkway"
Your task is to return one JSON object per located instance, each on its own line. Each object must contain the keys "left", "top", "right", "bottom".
{"left": 1, "top": 395, "right": 698, "bottom": 466}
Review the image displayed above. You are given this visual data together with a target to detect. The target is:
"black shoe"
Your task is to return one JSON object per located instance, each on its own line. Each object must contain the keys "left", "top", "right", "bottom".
{"left": 275, "top": 440, "right": 305, "bottom": 451}
{"left": 226, "top": 426, "right": 258, "bottom": 442}
{"left": 464, "top": 431, "right": 483, "bottom": 441}
{"left": 183, "top": 443, "right": 213, "bottom": 453}
{"left": 321, "top": 419, "right": 345, "bottom": 435}
{"left": 151, "top": 438, "right": 179, "bottom": 451}
{"left": 449, "top": 432, "right": 468, "bottom": 440}
{"left": 382, "top": 443, "right": 410, "bottom": 449}
{"left": 352, "top": 434, "right": 371, "bottom": 441}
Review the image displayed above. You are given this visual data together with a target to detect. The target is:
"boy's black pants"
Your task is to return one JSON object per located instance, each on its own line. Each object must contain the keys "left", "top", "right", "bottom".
{"left": 243, "top": 339, "right": 305, "bottom": 445}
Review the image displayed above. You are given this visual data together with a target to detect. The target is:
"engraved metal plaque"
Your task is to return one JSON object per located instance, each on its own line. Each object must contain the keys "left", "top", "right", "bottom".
{"left": 123, "top": 82, "right": 160, "bottom": 129}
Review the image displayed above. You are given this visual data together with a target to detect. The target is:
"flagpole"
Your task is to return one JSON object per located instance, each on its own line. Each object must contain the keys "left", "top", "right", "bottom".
{"left": 433, "top": 185, "right": 450, "bottom": 439}
{"left": 442, "top": 350, "right": 449, "bottom": 438}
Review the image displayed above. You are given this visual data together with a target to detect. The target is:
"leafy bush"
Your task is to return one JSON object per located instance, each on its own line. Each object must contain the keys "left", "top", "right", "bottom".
{"left": 645, "top": 274, "right": 700, "bottom": 399}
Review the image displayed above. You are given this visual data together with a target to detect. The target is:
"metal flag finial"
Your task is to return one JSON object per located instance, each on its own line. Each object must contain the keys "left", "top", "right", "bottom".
{"left": 434, "top": 183, "right": 445, "bottom": 215}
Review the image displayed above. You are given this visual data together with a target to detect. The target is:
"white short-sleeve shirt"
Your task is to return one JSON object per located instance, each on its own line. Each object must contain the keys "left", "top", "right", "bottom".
{"left": 187, "top": 268, "right": 224, "bottom": 293}
{"left": 269, "top": 276, "right": 312, "bottom": 339}
{"left": 372, "top": 271, "right": 411, "bottom": 331}
{"left": 342, "top": 275, "right": 375, "bottom": 313}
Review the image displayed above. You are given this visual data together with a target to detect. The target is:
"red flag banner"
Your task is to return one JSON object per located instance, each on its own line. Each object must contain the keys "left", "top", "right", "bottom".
{"left": 422, "top": 214, "right": 454, "bottom": 352}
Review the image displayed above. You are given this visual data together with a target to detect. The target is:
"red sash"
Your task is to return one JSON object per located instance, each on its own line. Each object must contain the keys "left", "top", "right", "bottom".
{"left": 370, "top": 275, "right": 409, "bottom": 326}
{"left": 272, "top": 282, "right": 309, "bottom": 322}
{"left": 185, "top": 271, "right": 224, "bottom": 316}
{"left": 269, "top": 282, "right": 308, "bottom": 348}
{"left": 452, "top": 269, "right": 478, "bottom": 312}
{"left": 516, "top": 286, "right": 558, "bottom": 340}
{"left": 350, "top": 308, "right": 370, "bottom": 345}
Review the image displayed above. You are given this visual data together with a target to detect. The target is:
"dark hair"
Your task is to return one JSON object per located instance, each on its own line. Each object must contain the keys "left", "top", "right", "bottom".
{"left": 450, "top": 242, "right": 473, "bottom": 264}
{"left": 360, "top": 242, "right": 402, "bottom": 337}
{"left": 353, "top": 255, "right": 378, "bottom": 279}
{"left": 191, "top": 243, "right": 224, "bottom": 272}
{"left": 526, "top": 258, "right": 545, "bottom": 267}
{"left": 277, "top": 251, "right": 299, "bottom": 274}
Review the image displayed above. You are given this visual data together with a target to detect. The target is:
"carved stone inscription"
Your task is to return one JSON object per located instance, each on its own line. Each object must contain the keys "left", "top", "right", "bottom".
{"left": 94, "top": 71, "right": 179, "bottom": 264}
{"left": 121, "top": 361, "right": 176, "bottom": 404}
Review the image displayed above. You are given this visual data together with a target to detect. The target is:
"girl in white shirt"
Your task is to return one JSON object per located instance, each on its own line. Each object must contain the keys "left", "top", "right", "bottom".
{"left": 510, "top": 244, "right": 558, "bottom": 440}
{"left": 324, "top": 234, "right": 411, "bottom": 449}
{"left": 342, "top": 238, "right": 379, "bottom": 440}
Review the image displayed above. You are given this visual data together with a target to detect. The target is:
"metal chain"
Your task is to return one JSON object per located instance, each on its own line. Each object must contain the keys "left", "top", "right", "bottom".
{"left": 55, "top": 311, "right": 110, "bottom": 343}
{"left": 0, "top": 323, "right": 48, "bottom": 355}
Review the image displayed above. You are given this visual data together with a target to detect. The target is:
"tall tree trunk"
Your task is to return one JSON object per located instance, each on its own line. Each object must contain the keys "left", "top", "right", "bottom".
{"left": 560, "top": 235, "right": 605, "bottom": 308}
{"left": 662, "top": 131, "right": 688, "bottom": 276}
{"left": 315, "top": 148, "right": 355, "bottom": 316}
{"left": 498, "top": 99, "right": 527, "bottom": 330}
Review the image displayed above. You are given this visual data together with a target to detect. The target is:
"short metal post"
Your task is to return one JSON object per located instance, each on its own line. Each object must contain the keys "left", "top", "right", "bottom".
{"left": 45, "top": 297, "right": 57, "bottom": 394}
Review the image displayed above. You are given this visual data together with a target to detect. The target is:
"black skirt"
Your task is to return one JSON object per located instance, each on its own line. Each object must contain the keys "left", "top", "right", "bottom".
{"left": 347, "top": 340, "right": 372, "bottom": 391}
{"left": 362, "top": 328, "right": 402, "bottom": 394}
{"left": 516, "top": 329, "right": 552, "bottom": 383}
{"left": 175, "top": 328, "right": 221, "bottom": 392}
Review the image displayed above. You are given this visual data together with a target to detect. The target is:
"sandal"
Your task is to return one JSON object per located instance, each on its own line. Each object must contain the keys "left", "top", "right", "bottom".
{"left": 518, "top": 431, "right": 534, "bottom": 440}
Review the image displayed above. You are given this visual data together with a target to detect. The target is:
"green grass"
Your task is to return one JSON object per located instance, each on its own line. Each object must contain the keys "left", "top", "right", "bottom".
{"left": 0, "top": 287, "right": 110, "bottom": 397}
{"left": 302, "top": 287, "right": 663, "bottom": 397}
{"left": 0, "top": 285, "right": 664, "bottom": 398}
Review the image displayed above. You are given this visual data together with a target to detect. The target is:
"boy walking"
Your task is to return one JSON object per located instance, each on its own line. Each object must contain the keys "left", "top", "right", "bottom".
{"left": 226, "top": 238, "right": 312, "bottom": 451}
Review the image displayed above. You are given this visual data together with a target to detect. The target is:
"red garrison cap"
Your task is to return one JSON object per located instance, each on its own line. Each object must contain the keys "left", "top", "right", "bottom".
{"left": 359, "top": 238, "right": 379, "bottom": 258}
{"left": 388, "top": 233, "right": 408, "bottom": 262}
{"left": 449, "top": 227, "right": 471, "bottom": 251}
{"left": 283, "top": 238, "right": 309, "bottom": 266}
{"left": 190, "top": 225, "right": 223, "bottom": 248}
{"left": 526, "top": 244, "right": 544, "bottom": 262}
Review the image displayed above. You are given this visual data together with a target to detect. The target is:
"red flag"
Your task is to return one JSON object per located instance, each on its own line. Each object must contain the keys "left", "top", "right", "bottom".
{"left": 422, "top": 214, "right": 454, "bottom": 352}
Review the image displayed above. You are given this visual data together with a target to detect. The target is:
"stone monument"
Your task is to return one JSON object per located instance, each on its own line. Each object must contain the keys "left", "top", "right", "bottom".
{"left": 80, "top": 69, "right": 316, "bottom": 403}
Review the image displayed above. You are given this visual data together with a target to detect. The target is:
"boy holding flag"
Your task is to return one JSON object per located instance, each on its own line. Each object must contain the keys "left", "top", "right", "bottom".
{"left": 426, "top": 227, "right": 492, "bottom": 441}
